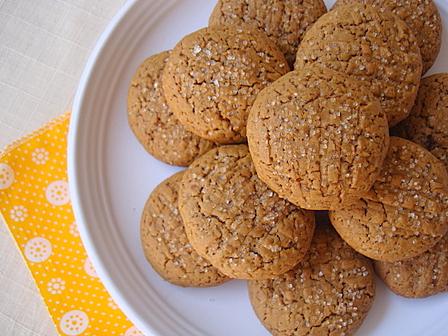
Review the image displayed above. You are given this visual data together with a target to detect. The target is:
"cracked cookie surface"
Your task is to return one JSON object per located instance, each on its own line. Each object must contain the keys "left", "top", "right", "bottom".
{"left": 294, "top": 3, "right": 422, "bottom": 126}
{"left": 178, "top": 145, "right": 315, "bottom": 280}
{"left": 247, "top": 67, "right": 389, "bottom": 210}
{"left": 375, "top": 233, "right": 448, "bottom": 298}
{"left": 162, "top": 26, "right": 289, "bottom": 144}
{"left": 330, "top": 137, "right": 448, "bottom": 262}
{"left": 209, "top": 0, "right": 327, "bottom": 66}
{"left": 333, "top": 0, "right": 441, "bottom": 73}
{"left": 248, "top": 225, "right": 375, "bottom": 336}
{"left": 127, "top": 51, "right": 215, "bottom": 166}
{"left": 396, "top": 73, "right": 448, "bottom": 166}
{"left": 140, "top": 171, "right": 228, "bottom": 287}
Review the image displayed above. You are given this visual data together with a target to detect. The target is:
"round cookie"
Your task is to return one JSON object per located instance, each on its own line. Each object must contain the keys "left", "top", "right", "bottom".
{"left": 333, "top": 0, "right": 442, "bottom": 73}
{"left": 248, "top": 225, "right": 375, "bottom": 336}
{"left": 162, "top": 26, "right": 289, "bottom": 144}
{"left": 209, "top": 0, "right": 327, "bottom": 66}
{"left": 396, "top": 74, "right": 448, "bottom": 166}
{"left": 247, "top": 67, "right": 389, "bottom": 210}
{"left": 127, "top": 51, "right": 215, "bottom": 166}
{"left": 178, "top": 145, "right": 315, "bottom": 280}
{"left": 295, "top": 3, "right": 423, "bottom": 127}
{"left": 140, "top": 171, "right": 228, "bottom": 287}
{"left": 375, "top": 234, "right": 448, "bottom": 298}
{"left": 330, "top": 137, "right": 448, "bottom": 262}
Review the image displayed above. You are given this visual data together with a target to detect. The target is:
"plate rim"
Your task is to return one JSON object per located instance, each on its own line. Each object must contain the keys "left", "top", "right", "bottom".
{"left": 68, "top": 1, "right": 151, "bottom": 334}
{"left": 68, "top": 1, "right": 203, "bottom": 335}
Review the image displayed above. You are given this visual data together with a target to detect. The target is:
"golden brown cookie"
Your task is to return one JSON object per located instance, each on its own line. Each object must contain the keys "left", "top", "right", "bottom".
{"left": 127, "top": 51, "right": 215, "bottom": 166}
{"left": 295, "top": 4, "right": 422, "bottom": 126}
{"left": 162, "top": 26, "right": 289, "bottom": 144}
{"left": 248, "top": 225, "right": 375, "bottom": 336}
{"left": 396, "top": 74, "right": 448, "bottom": 166}
{"left": 140, "top": 171, "right": 228, "bottom": 287}
{"left": 178, "top": 145, "right": 315, "bottom": 280}
{"left": 209, "top": 0, "right": 327, "bottom": 66}
{"left": 330, "top": 137, "right": 448, "bottom": 262}
{"left": 333, "top": 0, "right": 442, "bottom": 73}
{"left": 375, "top": 234, "right": 448, "bottom": 298}
{"left": 247, "top": 67, "right": 389, "bottom": 210}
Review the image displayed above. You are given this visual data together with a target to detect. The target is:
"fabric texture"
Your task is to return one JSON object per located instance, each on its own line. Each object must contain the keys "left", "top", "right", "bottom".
{"left": 0, "top": 1, "right": 126, "bottom": 335}
{"left": 0, "top": 113, "right": 141, "bottom": 336}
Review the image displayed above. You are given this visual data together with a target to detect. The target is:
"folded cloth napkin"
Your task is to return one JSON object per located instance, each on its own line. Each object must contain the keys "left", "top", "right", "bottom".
{"left": 0, "top": 113, "right": 142, "bottom": 336}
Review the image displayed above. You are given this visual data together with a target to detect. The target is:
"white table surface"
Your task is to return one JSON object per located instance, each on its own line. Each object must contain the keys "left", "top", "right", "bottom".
{"left": 0, "top": 1, "right": 126, "bottom": 334}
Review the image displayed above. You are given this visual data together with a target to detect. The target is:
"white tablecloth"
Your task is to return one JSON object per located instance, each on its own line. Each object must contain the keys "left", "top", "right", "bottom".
{"left": 0, "top": 1, "right": 126, "bottom": 334}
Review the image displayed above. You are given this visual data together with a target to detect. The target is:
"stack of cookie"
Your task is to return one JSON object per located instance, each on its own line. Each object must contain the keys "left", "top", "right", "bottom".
{"left": 128, "top": 0, "right": 448, "bottom": 335}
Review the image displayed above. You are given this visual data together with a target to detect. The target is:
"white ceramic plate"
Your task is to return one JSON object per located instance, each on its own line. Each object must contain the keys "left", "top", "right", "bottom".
{"left": 69, "top": 0, "right": 448, "bottom": 335}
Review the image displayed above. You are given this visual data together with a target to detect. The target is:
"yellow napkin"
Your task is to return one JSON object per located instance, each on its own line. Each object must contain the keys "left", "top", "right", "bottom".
{"left": 0, "top": 113, "right": 142, "bottom": 336}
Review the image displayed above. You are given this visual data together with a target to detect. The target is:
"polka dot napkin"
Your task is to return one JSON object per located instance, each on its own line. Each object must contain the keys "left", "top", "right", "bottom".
{"left": 0, "top": 113, "right": 142, "bottom": 336}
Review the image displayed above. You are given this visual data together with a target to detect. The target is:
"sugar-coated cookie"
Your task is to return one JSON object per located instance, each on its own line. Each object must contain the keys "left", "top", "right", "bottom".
{"left": 247, "top": 66, "right": 389, "bottom": 210}
{"left": 163, "top": 26, "right": 289, "bottom": 144}
{"left": 375, "top": 234, "right": 448, "bottom": 298}
{"left": 248, "top": 225, "right": 375, "bottom": 336}
{"left": 330, "top": 137, "right": 448, "bottom": 262}
{"left": 334, "top": 0, "right": 441, "bottom": 73}
{"left": 295, "top": 4, "right": 422, "bottom": 126}
{"left": 178, "top": 145, "right": 315, "bottom": 280}
{"left": 140, "top": 172, "right": 228, "bottom": 287}
{"left": 209, "top": 0, "right": 327, "bottom": 66}
{"left": 128, "top": 51, "right": 215, "bottom": 166}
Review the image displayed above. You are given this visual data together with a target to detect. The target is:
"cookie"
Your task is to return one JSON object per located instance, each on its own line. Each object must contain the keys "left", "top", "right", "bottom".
{"left": 127, "top": 51, "right": 215, "bottom": 166}
{"left": 162, "top": 26, "right": 289, "bottom": 144}
{"left": 247, "top": 67, "right": 389, "bottom": 210}
{"left": 330, "top": 137, "right": 448, "bottom": 262}
{"left": 295, "top": 3, "right": 422, "bottom": 126}
{"left": 396, "top": 74, "right": 448, "bottom": 166}
{"left": 140, "top": 171, "right": 228, "bottom": 287}
{"left": 333, "top": 0, "right": 442, "bottom": 73}
{"left": 248, "top": 225, "right": 375, "bottom": 336}
{"left": 178, "top": 145, "right": 315, "bottom": 280}
{"left": 209, "top": 0, "right": 327, "bottom": 66}
{"left": 375, "top": 234, "right": 448, "bottom": 298}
